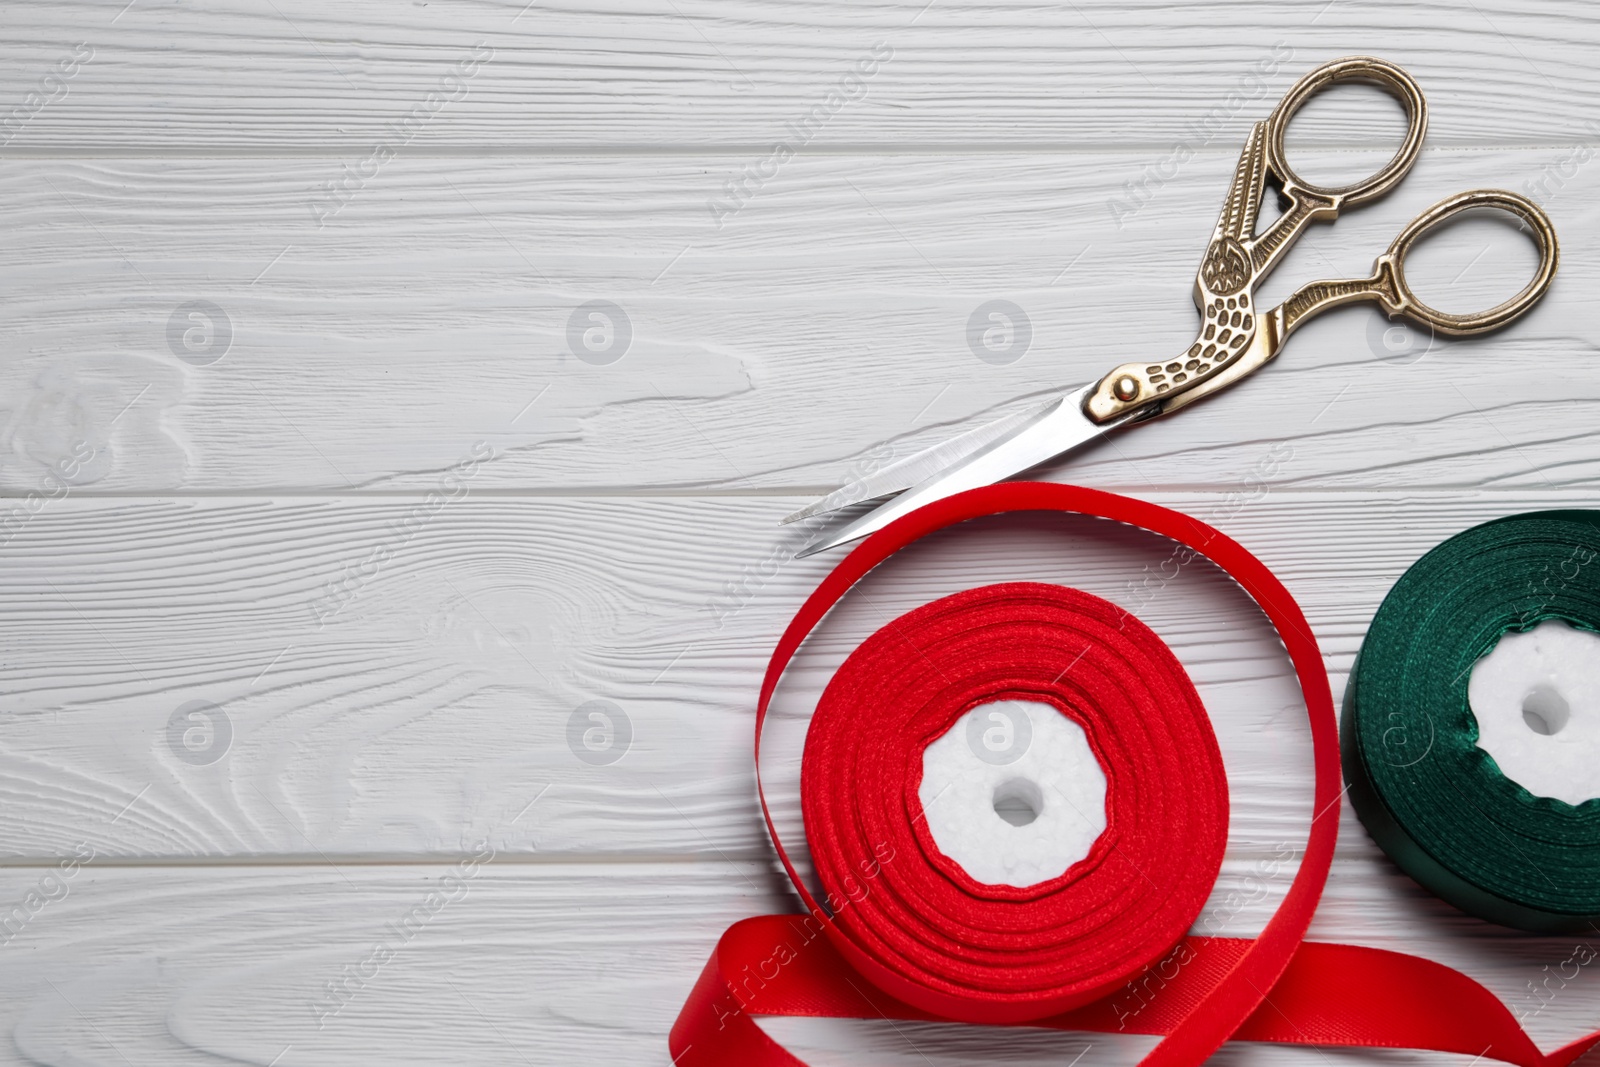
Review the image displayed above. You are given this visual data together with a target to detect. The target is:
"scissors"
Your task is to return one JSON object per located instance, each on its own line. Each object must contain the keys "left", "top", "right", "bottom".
{"left": 789, "top": 56, "right": 1559, "bottom": 557}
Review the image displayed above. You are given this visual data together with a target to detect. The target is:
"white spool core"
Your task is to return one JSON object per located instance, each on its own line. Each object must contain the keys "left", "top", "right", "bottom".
{"left": 1468, "top": 619, "right": 1600, "bottom": 805}
{"left": 918, "top": 699, "right": 1108, "bottom": 887}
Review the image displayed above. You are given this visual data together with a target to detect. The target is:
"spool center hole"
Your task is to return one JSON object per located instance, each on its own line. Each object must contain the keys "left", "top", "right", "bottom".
{"left": 992, "top": 777, "right": 1044, "bottom": 827}
{"left": 1522, "top": 684, "right": 1571, "bottom": 736}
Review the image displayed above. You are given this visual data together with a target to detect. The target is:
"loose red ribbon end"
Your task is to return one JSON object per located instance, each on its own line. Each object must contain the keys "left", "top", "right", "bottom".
{"left": 672, "top": 916, "right": 1600, "bottom": 1067}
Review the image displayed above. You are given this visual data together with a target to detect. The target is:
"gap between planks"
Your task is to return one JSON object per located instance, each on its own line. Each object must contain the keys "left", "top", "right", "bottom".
{"left": 0, "top": 143, "right": 1592, "bottom": 159}
{"left": 0, "top": 851, "right": 781, "bottom": 869}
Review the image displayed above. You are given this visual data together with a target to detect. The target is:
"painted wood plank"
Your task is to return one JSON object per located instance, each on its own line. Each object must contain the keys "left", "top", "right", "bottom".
{"left": 0, "top": 487, "right": 1593, "bottom": 863}
{"left": 0, "top": 1, "right": 1594, "bottom": 149}
{"left": 0, "top": 148, "right": 1592, "bottom": 493}
{"left": 7, "top": 5, "right": 1600, "bottom": 1062}
{"left": 0, "top": 861, "right": 1595, "bottom": 1066}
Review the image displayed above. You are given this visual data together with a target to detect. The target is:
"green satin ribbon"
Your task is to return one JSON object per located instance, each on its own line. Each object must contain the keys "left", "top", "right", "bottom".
{"left": 1344, "top": 511, "right": 1600, "bottom": 932}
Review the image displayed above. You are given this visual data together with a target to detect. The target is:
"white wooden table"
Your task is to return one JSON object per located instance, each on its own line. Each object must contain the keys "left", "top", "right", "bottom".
{"left": 3, "top": 2, "right": 1599, "bottom": 1063}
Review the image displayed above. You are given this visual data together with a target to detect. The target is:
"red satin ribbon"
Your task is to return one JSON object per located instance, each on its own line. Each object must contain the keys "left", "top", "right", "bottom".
{"left": 668, "top": 482, "right": 1600, "bottom": 1065}
{"left": 801, "top": 581, "right": 1229, "bottom": 1022}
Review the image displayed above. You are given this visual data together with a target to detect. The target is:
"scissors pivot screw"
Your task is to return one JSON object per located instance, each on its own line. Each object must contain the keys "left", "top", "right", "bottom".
{"left": 1113, "top": 376, "right": 1140, "bottom": 402}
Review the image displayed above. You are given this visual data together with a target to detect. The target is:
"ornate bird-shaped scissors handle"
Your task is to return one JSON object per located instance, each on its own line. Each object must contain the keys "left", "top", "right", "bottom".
{"left": 1083, "top": 56, "right": 1428, "bottom": 422}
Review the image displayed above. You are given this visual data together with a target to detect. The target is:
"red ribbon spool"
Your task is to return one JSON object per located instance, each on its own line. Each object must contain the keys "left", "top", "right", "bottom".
{"left": 802, "top": 581, "right": 1228, "bottom": 1023}
{"left": 670, "top": 483, "right": 1600, "bottom": 1066}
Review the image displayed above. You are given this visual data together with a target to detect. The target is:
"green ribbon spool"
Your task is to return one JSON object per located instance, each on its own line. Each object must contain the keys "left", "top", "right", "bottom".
{"left": 1343, "top": 511, "right": 1600, "bottom": 932}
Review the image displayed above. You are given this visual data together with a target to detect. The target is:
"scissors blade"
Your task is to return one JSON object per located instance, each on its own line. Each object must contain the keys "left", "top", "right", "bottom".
{"left": 795, "top": 382, "right": 1154, "bottom": 557}
{"left": 781, "top": 399, "right": 1055, "bottom": 525}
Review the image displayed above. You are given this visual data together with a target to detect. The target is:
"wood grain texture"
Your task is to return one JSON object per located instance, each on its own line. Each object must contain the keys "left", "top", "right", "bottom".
{"left": 0, "top": 148, "right": 1593, "bottom": 493}
{"left": 0, "top": 1, "right": 1596, "bottom": 149}
{"left": 7, "top": 2, "right": 1600, "bottom": 1062}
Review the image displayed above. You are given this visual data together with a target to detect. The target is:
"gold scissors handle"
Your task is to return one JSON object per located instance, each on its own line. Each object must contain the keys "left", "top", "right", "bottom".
{"left": 1086, "top": 56, "right": 1431, "bottom": 422}
{"left": 1274, "top": 189, "right": 1559, "bottom": 338}
{"left": 1252, "top": 56, "right": 1428, "bottom": 278}
{"left": 1159, "top": 189, "right": 1560, "bottom": 416}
